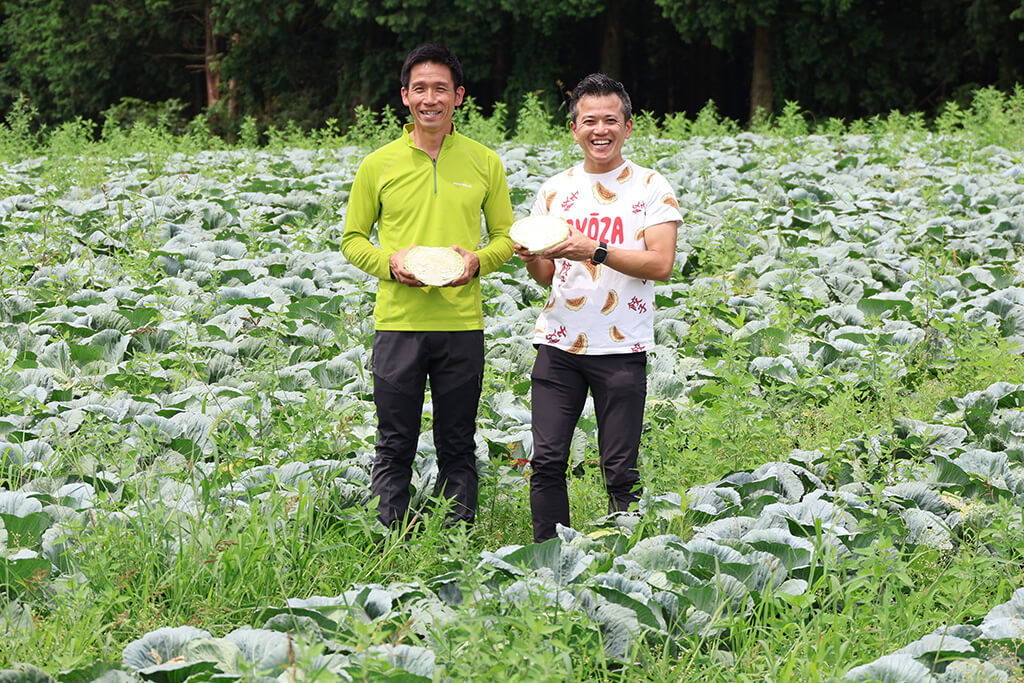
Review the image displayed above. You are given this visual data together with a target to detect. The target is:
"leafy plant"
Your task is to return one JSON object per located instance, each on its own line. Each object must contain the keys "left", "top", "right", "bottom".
{"left": 514, "top": 91, "right": 560, "bottom": 145}
{"left": 454, "top": 96, "right": 508, "bottom": 148}
{"left": 0, "top": 94, "right": 40, "bottom": 161}
{"left": 342, "top": 104, "right": 403, "bottom": 150}
{"left": 663, "top": 100, "right": 741, "bottom": 138}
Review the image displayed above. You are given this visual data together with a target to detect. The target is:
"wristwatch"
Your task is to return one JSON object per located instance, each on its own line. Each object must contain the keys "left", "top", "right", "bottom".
{"left": 592, "top": 241, "right": 608, "bottom": 264}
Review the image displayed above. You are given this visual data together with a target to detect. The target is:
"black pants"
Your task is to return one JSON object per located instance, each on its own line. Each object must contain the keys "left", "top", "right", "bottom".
{"left": 371, "top": 330, "right": 484, "bottom": 528}
{"left": 529, "top": 344, "right": 647, "bottom": 542}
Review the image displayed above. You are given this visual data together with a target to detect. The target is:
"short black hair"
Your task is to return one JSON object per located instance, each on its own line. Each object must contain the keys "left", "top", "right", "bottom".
{"left": 401, "top": 44, "right": 464, "bottom": 90}
{"left": 568, "top": 73, "right": 632, "bottom": 124}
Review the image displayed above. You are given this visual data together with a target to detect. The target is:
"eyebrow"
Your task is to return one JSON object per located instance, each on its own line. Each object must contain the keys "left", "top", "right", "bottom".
{"left": 409, "top": 78, "right": 451, "bottom": 89}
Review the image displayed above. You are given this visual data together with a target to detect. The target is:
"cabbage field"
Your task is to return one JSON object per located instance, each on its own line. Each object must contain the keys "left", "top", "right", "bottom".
{"left": 1, "top": 118, "right": 1024, "bottom": 681}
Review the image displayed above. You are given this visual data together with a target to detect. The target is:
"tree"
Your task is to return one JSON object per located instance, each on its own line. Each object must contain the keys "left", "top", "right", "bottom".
{"left": 771, "top": 0, "right": 1024, "bottom": 118}
{"left": 2, "top": 0, "right": 1023, "bottom": 132}
{"left": 654, "top": 0, "right": 859, "bottom": 120}
{"left": 211, "top": 0, "right": 338, "bottom": 124}
{"left": 0, "top": 0, "right": 195, "bottom": 122}
{"left": 964, "top": 0, "right": 1024, "bottom": 90}
{"left": 656, "top": 0, "right": 761, "bottom": 118}
{"left": 653, "top": 0, "right": 1024, "bottom": 121}
{"left": 318, "top": 0, "right": 506, "bottom": 112}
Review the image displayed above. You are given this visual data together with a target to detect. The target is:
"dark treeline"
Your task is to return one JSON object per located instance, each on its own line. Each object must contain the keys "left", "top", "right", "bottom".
{"left": 1, "top": 0, "right": 1023, "bottom": 132}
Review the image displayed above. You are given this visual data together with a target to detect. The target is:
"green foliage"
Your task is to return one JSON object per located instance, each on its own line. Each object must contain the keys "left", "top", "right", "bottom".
{"left": 100, "top": 98, "right": 190, "bottom": 136}
{"left": 514, "top": 91, "right": 561, "bottom": 145}
{"left": 747, "top": 100, "right": 810, "bottom": 139}
{"left": 747, "top": 105, "right": 773, "bottom": 135}
{"left": 430, "top": 591, "right": 603, "bottom": 680}
{"left": 773, "top": 100, "right": 809, "bottom": 137}
{"left": 655, "top": 0, "right": 778, "bottom": 47}
{"left": 183, "top": 112, "right": 226, "bottom": 151}
{"left": 264, "top": 120, "right": 310, "bottom": 150}
{"left": 871, "top": 109, "right": 928, "bottom": 138}
{"left": 631, "top": 109, "right": 660, "bottom": 139}
{"left": 453, "top": 96, "right": 508, "bottom": 148}
{"left": 663, "top": 100, "right": 741, "bottom": 138}
{"left": 0, "top": 94, "right": 40, "bottom": 161}
{"left": 40, "top": 117, "right": 106, "bottom": 190}
{"left": 498, "top": 0, "right": 607, "bottom": 24}
{"left": 238, "top": 115, "right": 261, "bottom": 149}
{"left": 46, "top": 117, "right": 96, "bottom": 157}
{"left": 5, "top": 122, "right": 1024, "bottom": 679}
{"left": 624, "top": 110, "right": 663, "bottom": 167}
{"left": 342, "top": 104, "right": 404, "bottom": 150}
{"left": 818, "top": 117, "right": 848, "bottom": 137}
{"left": 305, "top": 117, "right": 346, "bottom": 149}
{"left": 0, "top": 0, "right": 194, "bottom": 123}
{"left": 936, "top": 84, "right": 1024, "bottom": 151}
{"left": 656, "top": 0, "right": 1024, "bottom": 121}
{"left": 1, "top": 0, "right": 1022, "bottom": 139}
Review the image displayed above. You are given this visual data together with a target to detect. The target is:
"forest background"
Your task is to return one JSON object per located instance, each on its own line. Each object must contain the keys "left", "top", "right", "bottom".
{"left": 3, "top": 0, "right": 1024, "bottom": 137}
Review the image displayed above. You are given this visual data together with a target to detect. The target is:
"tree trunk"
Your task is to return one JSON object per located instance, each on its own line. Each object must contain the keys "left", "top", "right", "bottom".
{"left": 226, "top": 34, "right": 239, "bottom": 119}
{"left": 600, "top": 1, "right": 624, "bottom": 80}
{"left": 203, "top": 2, "right": 221, "bottom": 107}
{"left": 749, "top": 24, "right": 773, "bottom": 121}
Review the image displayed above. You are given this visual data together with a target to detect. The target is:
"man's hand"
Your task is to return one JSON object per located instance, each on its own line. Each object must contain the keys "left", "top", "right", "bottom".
{"left": 515, "top": 242, "right": 556, "bottom": 286}
{"left": 514, "top": 242, "right": 544, "bottom": 264}
{"left": 540, "top": 229, "right": 597, "bottom": 262}
{"left": 447, "top": 245, "right": 480, "bottom": 287}
{"left": 389, "top": 246, "right": 425, "bottom": 287}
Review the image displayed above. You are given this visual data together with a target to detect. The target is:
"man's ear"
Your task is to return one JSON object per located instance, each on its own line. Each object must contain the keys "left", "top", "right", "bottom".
{"left": 455, "top": 86, "right": 465, "bottom": 107}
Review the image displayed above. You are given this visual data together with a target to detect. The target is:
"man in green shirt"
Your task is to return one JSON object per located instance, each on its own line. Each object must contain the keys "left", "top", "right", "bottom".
{"left": 341, "top": 44, "right": 514, "bottom": 529}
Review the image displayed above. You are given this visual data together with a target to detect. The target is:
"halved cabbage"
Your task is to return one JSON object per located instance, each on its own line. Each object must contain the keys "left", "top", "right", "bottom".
{"left": 403, "top": 246, "right": 465, "bottom": 286}
{"left": 510, "top": 215, "right": 571, "bottom": 252}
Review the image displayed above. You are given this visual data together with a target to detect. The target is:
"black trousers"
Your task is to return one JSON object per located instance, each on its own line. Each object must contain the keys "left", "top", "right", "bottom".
{"left": 529, "top": 344, "right": 647, "bottom": 542}
{"left": 371, "top": 330, "right": 484, "bottom": 528}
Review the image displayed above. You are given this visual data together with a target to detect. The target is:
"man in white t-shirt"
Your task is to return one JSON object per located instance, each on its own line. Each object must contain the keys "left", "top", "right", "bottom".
{"left": 515, "top": 73, "right": 683, "bottom": 542}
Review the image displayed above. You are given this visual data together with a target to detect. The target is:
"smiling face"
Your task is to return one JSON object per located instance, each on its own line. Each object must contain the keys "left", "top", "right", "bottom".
{"left": 401, "top": 61, "right": 465, "bottom": 137}
{"left": 570, "top": 93, "right": 633, "bottom": 174}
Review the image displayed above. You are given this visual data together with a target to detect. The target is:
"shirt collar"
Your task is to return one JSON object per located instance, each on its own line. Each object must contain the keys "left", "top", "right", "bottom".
{"left": 402, "top": 122, "right": 459, "bottom": 146}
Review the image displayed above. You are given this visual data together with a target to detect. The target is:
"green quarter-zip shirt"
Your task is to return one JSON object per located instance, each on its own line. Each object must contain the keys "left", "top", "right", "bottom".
{"left": 341, "top": 123, "right": 514, "bottom": 331}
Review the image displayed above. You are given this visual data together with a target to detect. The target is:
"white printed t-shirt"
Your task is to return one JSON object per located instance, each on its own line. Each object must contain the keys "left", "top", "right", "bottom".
{"left": 530, "top": 159, "right": 682, "bottom": 355}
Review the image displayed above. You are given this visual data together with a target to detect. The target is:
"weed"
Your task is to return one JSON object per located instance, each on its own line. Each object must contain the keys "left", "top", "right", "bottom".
{"left": 265, "top": 119, "right": 310, "bottom": 150}
{"left": 514, "top": 91, "right": 560, "bottom": 145}
{"left": 453, "top": 96, "right": 508, "bottom": 148}
{"left": 774, "top": 101, "right": 810, "bottom": 138}
{"left": 238, "top": 115, "right": 261, "bottom": 148}
{"left": 625, "top": 110, "right": 667, "bottom": 168}
{"left": 342, "top": 104, "right": 403, "bottom": 151}
{"left": 0, "top": 94, "right": 40, "bottom": 161}
{"left": 678, "top": 100, "right": 741, "bottom": 138}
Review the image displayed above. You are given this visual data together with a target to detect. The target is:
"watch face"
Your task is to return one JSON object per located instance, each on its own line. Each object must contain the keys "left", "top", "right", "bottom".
{"left": 594, "top": 242, "right": 608, "bottom": 264}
